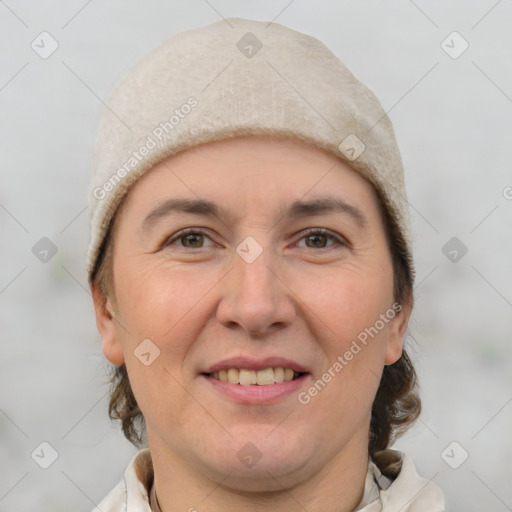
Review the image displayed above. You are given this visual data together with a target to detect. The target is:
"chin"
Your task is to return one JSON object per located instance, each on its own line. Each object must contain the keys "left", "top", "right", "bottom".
{"left": 205, "top": 454, "right": 315, "bottom": 493}
{"left": 193, "top": 430, "right": 318, "bottom": 491}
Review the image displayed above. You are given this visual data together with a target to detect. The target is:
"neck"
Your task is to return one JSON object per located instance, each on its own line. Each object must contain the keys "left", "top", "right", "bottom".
{"left": 148, "top": 429, "right": 370, "bottom": 512}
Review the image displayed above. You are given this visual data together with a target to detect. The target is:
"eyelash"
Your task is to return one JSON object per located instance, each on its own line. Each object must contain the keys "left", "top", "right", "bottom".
{"left": 163, "top": 228, "right": 347, "bottom": 250}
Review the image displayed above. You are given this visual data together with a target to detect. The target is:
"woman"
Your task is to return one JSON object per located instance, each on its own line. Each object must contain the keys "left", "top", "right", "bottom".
{"left": 88, "top": 18, "right": 445, "bottom": 511}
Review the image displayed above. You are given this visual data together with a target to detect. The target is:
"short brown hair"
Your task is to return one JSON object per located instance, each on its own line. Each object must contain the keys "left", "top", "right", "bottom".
{"left": 90, "top": 187, "right": 420, "bottom": 478}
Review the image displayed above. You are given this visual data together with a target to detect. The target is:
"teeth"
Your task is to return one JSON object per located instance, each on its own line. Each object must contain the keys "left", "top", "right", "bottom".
{"left": 239, "top": 369, "right": 257, "bottom": 386}
{"left": 209, "top": 367, "right": 301, "bottom": 385}
{"left": 274, "top": 367, "right": 284, "bottom": 383}
{"left": 227, "top": 368, "right": 239, "bottom": 384}
{"left": 256, "top": 368, "right": 274, "bottom": 385}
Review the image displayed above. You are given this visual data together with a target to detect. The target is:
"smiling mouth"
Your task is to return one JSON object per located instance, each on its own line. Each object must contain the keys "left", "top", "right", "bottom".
{"left": 205, "top": 367, "right": 306, "bottom": 386}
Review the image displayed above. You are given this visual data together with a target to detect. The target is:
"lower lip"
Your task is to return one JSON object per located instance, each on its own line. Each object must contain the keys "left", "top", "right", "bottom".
{"left": 202, "top": 374, "right": 311, "bottom": 404}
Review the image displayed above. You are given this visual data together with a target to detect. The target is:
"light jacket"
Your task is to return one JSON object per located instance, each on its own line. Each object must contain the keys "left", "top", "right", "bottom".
{"left": 94, "top": 448, "right": 445, "bottom": 511}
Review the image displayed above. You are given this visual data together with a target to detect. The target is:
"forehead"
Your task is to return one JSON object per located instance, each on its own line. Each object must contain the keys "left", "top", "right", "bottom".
{"left": 121, "top": 135, "right": 381, "bottom": 220}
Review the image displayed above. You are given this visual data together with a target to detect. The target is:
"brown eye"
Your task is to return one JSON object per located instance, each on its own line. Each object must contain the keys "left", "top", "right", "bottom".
{"left": 163, "top": 229, "right": 215, "bottom": 249}
{"left": 181, "top": 233, "right": 205, "bottom": 248}
{"left": 304, "top": 233, "right": 330, "bottom": 248}
{"left": 297, "top": 229, "right": 342, "bottom": 249}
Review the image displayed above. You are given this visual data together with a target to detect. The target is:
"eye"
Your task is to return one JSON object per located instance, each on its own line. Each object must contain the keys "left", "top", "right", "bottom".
{"left": 296, "top": 229, "right": 346, "bottom": 249}
{"left": 162, "top": 228, "right": 346, "bottom": 251}
{"left": 163, "top": 228, "right": 215, "bottom": 249}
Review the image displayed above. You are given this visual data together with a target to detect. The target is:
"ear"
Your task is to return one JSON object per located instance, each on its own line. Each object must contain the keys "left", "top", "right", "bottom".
{"left": 384, "top": 293, "right": 413, "bottom": 365}
{"left": 90, "top": 281, "right": 125, "bottom": 365}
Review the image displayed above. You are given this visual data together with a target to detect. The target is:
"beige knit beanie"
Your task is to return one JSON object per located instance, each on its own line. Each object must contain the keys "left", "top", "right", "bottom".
{"left": 88, "top": 17, "right": 413, "bottom": 279}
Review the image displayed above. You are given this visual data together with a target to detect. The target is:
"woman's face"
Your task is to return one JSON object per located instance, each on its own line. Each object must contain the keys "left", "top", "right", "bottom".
{"left": 93, "top": 135, "right": 410, "bottom": 490}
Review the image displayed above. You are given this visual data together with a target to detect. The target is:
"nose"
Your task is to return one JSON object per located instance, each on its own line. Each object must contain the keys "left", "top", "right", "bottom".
{"left": 216, "top": 245, "right": 296, "bottom": 337}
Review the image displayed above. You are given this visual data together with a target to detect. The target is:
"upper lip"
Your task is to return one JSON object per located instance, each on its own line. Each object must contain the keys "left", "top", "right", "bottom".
{"left": 203, "top": 356, "right": 310, "bottom": 374}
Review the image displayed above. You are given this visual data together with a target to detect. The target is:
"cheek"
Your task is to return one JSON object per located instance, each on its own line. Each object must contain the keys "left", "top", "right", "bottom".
{"left": 304, "top": 263, "right": 394, "bottom": 344}
{"left": 114, "top": 260, "right": 224, "bottom": 358}
{"left": 114, "top": 263, "right": 213, "bottom": 426}
{"left": 296, "top": 265, "right": 394, "bottom": 410}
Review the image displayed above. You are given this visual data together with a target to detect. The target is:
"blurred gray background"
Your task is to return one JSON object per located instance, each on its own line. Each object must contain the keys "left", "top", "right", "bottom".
{"left": 1, "top": 1, "right": 511, "bottom": 510}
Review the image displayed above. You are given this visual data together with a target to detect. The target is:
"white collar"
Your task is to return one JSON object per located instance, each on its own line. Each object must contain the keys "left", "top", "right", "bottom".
{"left": 96, "top": 448, "right": 445, "bottom": 511}
{"left": 354, "top": 457, "right": 392, "bottom": 510}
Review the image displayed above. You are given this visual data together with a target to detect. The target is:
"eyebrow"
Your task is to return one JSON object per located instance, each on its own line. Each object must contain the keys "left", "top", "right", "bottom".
{"left": 143, "top": 198, "right": 224, "bottom": 230}
{"left": 142, "top": 196, "right": 367, "bottom": 230}
{"left": 282, "top": 197, "right": 367, "bottom": 227}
